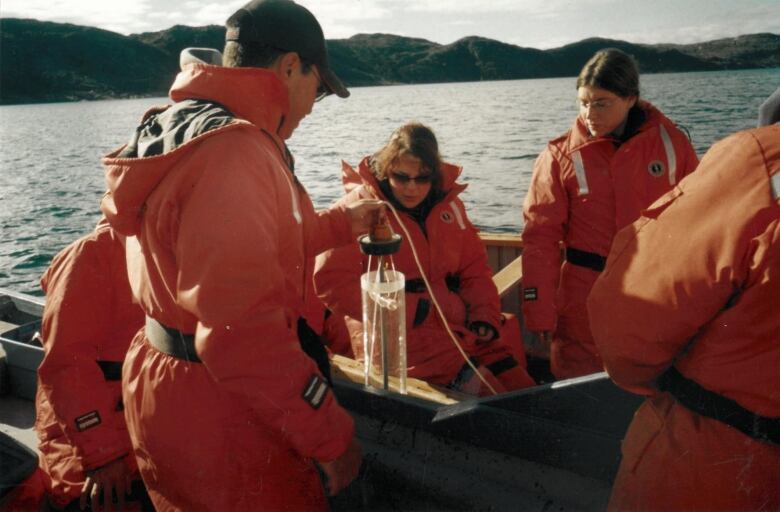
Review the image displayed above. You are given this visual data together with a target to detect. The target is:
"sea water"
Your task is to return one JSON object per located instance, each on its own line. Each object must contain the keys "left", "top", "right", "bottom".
{"left": 1, "top": 68, "right": 778, "bottom": 294}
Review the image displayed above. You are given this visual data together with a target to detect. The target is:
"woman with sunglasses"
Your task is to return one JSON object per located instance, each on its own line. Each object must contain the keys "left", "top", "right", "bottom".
{"left": 521, "top": 48, "right": 699, "bottom": 380}
{"left": 315, "top": 122, "right": 535, "bottom": 395}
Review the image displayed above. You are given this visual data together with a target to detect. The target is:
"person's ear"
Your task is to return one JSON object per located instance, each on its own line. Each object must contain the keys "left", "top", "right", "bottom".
{"left": 272, "top": 52, "right": 300, "bottom": 83}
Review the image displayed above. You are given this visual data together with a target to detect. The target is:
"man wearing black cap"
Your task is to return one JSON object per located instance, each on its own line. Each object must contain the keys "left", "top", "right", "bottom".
{"left": 100, "top": 0, "right": 375, "bottom": 509}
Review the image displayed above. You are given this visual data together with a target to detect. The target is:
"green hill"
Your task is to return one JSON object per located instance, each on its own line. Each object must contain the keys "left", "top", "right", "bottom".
{"left": 1, "top": 18, "right": 778, "bottom": 105}
{"left": 0, "top": 18, "right": 172, "bottom": 104}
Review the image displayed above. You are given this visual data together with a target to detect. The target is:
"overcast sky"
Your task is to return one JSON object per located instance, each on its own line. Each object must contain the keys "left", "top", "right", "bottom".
{"left": 2, "top": 0, "right": 778, "bottom": 49}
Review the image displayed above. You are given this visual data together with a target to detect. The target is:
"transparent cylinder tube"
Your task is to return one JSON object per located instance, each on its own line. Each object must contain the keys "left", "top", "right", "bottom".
{"left": 360, "top": 269, "right": 406, "bottom": 394}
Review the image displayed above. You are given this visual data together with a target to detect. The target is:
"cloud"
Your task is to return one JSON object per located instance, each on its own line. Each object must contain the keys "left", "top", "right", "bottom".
{"left": 2, "top": 0, "right": 777, "bottom": 47}
{"left": 185, "top": 1, "right": 245, "bottom": 27}
{"left": 1, "top": 0, "right": 153, "bottom": 33}
{"left": 291, "top": 1, "right": 396, "bottom": 40}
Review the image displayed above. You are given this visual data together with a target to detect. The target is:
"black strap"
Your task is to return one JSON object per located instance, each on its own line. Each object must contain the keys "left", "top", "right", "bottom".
{"left": 412, "top": 298, "right": 431, "bottom": 327}
{"left": 449, "top": 357, "right": 480, "bottom": 391}
{"left": 565, "top": 247, "right": 607, "bottom": 272}
{"left": 96, "top": 360, "right": 123, "bottom": 381}
{"left": 485, "top": 356, "right": 518, "bottom": 377}
{"left": 444, "top": 273, "right": 461, "bottom": 293}
{"left": 145, "top": 317, "right": 201, "bottom": 363}
{"left": 296, "top": 318, "right": 332, "bottom": 386}
{"left": 405, "top": 278, "right": 426, "bottom": 293}
{"left": 405, "top": 275, "right": 461, "bottom": 294}
{"left": 658, "top": 366, "right": 780, "bottom": 445}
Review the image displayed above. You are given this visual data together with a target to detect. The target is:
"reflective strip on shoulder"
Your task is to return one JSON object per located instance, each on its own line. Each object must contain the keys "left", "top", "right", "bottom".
{"left": 449, "top": 201, "right": 466, "bottom": 229}
{"left": 571, "top": 150, "right": 589, "bottom": 195}
{"left": 281, "top": 168, "right": 302, "bottom": 224}
{"left": 771, "top": 172, "right": 780, "bottom": 200}
{"left": 659, "top": 124, "right": 678, "bottom": 185}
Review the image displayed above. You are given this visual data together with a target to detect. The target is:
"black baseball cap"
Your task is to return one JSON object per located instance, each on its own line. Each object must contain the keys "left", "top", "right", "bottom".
{"left": 226, "top": 0, "right": 349, "bottom": 98}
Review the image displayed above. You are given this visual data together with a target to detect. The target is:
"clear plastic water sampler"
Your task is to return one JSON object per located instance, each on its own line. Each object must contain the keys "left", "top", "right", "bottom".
{"left": 359, "top": 218, "right": 407, "bottom": 394}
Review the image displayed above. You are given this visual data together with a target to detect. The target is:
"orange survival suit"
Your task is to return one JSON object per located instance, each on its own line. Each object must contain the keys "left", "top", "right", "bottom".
{"left": 314, "top": 158, "right": 534, "bottom": 394}
{"left": 522, "top": 101, "right": 698, "bottom": 379}
{"left": 35, "top": 222, "right": 145, "bottom": 509}
{"left": 588, "top": 126, "right": 780, "bottom": 511}
{"left": 100, "top": 62, "right": 357, "bottom": 510}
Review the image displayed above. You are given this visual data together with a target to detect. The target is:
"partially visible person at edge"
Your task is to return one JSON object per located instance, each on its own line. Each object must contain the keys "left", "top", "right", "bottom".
{"left": 314, "top": 123, "right": 535, "bottom": 396}
{"left": 758, "top": 85, "right": 780, "bottom": 127}
{"left": 99, "top": 1, "right": 381, "bottom": 509}
{"left": 27, "top": 221, "right": 150, "bottom": 511}
{"left": 586, "top": 102, "right": 780, "bottom": 510}
{"left": 520, "top": 48, "right": 699, "bottom": 380}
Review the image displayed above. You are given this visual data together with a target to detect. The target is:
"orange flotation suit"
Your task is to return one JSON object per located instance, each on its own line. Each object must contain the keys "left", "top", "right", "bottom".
{"left": 588, "top": 126, "right": 780, "bottom": 510}
{"left": 522, "top": 101, "right": 698, "bottom": 379}
{"left": 315, "top": 158, "right": 534, "bottom": 394}
{"left": 36, "top": 223, "right": 145, "bottom": 508}
{"left": 101, "top": 63, "right": 358, "bottom": 511}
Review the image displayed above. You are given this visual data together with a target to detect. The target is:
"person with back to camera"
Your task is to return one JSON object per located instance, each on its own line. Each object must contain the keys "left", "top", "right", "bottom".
{"left": 99, "top": 0, "right": 383, "bottom": 509}
{"left": 29, "top": 220, "right": 152, "bottom": 512}
{"left": 314, "top": 123, "right": 536, "bottom": 396}
{"left": 521, "top": 48, "right": 699, "bottom": 380}
{"left": 586, "top": 95, "right": 780, "bottom": 511}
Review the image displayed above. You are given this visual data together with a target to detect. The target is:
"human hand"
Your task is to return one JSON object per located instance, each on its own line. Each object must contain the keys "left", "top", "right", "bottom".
{"left": 80, "top": 457, "right": 131, "bottom": 511}
{"left": 344, "top": 199, "right": 385, "bottom": 237}
{"left": 527, "top": 331, "right": 552, "bottom": 359}
{"left": 316, "top": 437, "right": 363, "bottom": 496}
{"left": 468, "top": 321, "right": 498, "bottom": 344}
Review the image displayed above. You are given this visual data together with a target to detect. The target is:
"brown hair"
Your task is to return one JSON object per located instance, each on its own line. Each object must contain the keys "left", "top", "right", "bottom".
{"left": 576, "top": 48, "right": 640, "bottom": 99}
{"left": 371, "top": 123, "right": 443, "bottom": 189}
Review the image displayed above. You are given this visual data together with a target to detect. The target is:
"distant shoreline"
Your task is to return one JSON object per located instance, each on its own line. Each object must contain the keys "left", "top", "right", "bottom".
{"left": 4, "top": 67, "right": 779, "bottom": 107}
{"left": 1, "top": 18, "right": 778, "bottom": 106}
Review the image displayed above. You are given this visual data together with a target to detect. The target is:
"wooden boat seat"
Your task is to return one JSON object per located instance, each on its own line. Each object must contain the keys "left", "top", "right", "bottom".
{"left": 331, "top": 354, "right": 462, "bottom": 405}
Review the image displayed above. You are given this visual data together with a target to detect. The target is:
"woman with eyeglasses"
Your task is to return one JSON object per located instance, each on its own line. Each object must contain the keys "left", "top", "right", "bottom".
{"left": 314, "top": 122, "right": 535, "bottom": 395}
{"left": 521, "top": 48, "right": 699, "bottom": 380}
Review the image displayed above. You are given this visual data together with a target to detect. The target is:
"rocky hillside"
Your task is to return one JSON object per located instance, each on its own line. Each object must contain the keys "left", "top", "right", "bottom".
{"left": 1, "top": 18, "right": 777, "bottom": 104}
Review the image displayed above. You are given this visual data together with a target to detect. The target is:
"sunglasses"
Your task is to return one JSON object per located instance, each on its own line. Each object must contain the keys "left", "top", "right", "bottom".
{"left": 577, "top": 98, "right": 618, "bottom": 111}
{"left": 311, "top": 65, "right": 330, "bottom": 102}
{"left": 389, "top": 171, "right": 433, "bottom": 185}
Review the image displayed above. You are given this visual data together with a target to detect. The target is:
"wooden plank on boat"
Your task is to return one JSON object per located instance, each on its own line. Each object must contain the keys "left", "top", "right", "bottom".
{"left": 479, "top": 233, "right": 523, "bottom": 249}
{"left": 0, "top": 320, "right": 17, "bottom": 335}
{"left": 493, "top": 255, "right": 523, "bottom": 298}
{"left": 331, "top": 354, "right": 461, "bottom": 405}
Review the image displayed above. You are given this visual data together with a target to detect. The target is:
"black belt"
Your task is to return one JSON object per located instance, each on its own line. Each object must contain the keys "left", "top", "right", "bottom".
{"left": 145, "top": 317, "right": 201, "bottom": 363}
{"left": 658, "top": 366, "right": 780, "bottom": 445}
{"left": 565, "top": 247, "right": 607, "bottom": 272}
{"left": 96, "top": 360, "right": 123, "bottom": 381}
{"left": 405, "top": 273, "right": 461, "bottom": 294}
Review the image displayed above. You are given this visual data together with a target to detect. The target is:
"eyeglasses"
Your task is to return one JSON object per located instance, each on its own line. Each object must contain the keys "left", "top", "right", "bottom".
{"left": 578, "top": 98, "right": 616, "bottom": 111}
{"left": 389, "top": 171, "right": 433, "bottom": 185}
{"left": 311, "top": 65, "right": 330, "bottom": 102}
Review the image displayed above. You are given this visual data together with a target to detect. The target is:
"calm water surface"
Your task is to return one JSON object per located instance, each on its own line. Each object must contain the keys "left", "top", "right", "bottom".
{"left": 1, "top": 68, "right": 778, "bottom": 294}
